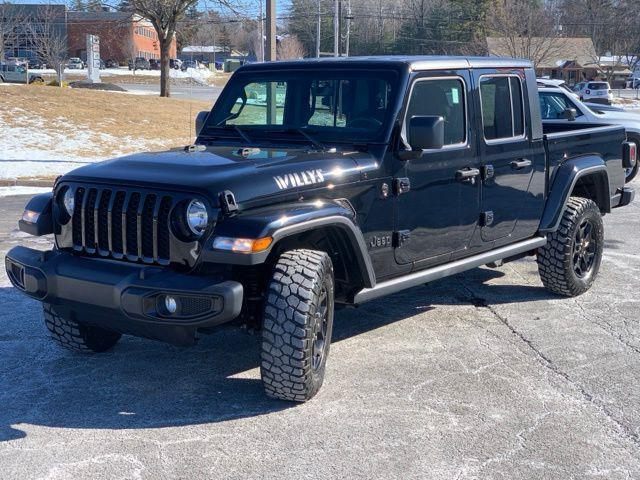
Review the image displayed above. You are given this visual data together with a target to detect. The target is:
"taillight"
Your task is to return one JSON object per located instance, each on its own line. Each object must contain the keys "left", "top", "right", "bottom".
{"left": 623, "top": 141, "right": 637, "bottom": 169}
{"left": 586, "top": 89, "right": 591, "bottom": 94}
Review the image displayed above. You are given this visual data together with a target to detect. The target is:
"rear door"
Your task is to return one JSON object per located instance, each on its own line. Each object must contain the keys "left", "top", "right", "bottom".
{"left": 394, "top": 70, "right": 481, "bottom": 265}
{"left": 474, "top": 71, "right": 537, "bottom": 242}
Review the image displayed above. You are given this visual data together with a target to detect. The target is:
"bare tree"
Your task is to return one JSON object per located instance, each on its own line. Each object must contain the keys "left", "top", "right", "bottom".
{"left": 487, "top": 0, "right": 567, "bottom": 67}
{"left": 560, "top": 0, "right": 640, "bottom": 84}
{"left": 28, "top": 5, "right": 68, "bottom": 83}
{"left": 125, "top": 32, "right": 138, "bottom": 73}
{"left": 124, "top": 0, "right": 242, "bottom": 97}
{"left": 277, "top": 35, "right": 305, "bottom": 59}
{"left": 0, "top": 2, "right": 21, "bottom": 61}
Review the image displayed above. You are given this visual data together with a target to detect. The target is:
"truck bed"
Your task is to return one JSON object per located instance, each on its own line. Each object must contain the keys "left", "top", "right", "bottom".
{"left": 543, "top": 122, "right": 627, "bottom": 208}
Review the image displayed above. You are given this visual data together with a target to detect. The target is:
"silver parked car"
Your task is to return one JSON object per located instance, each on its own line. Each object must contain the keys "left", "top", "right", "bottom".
{"left": 539, "top": 85, "right": 640, "bottom": 182}
{"left": 0, "top": 62, "right": 44, "bottom": 84}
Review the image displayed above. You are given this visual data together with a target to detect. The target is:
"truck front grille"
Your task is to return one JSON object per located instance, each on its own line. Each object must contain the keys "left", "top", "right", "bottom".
{"left": 68, "top": 186, "right": 174, "bottom": 265}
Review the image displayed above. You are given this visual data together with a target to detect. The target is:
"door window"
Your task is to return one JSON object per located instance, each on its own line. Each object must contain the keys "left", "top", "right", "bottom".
{"left": 539, "top": 92, "right": 583, "bottom": 119}
{"left": 405, "top": 77, "right": 466, "bottom": 146}
{"left": 480, "top": 75, "right": 526, "bottom": 141}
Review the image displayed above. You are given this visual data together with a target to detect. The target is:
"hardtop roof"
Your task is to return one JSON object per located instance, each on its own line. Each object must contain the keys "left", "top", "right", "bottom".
{"left": 238, "top": 55, "right": 533, "bottom": 72}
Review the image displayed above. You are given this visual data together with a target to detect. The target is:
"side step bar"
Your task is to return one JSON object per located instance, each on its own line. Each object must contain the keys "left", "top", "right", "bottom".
{"left": 353, "top": 236, "right": 547, "bottom": 304}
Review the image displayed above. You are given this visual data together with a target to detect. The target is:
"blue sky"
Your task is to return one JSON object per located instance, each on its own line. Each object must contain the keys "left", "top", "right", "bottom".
{"left": 11, "top": 0, "right": 292, "bottom": 16}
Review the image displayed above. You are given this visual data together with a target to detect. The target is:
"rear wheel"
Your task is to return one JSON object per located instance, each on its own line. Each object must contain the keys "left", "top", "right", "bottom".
{"left": 537, "top": 197, "right": 604, "bottom": 297}
{"left": 43, "top": 303, "right": 121, "bottom": 353}
{"left": 260, "top": 249, "right": 335, "bottom": 402}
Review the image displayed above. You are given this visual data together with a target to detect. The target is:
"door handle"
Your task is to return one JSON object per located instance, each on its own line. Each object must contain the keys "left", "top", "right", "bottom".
{"left": 510, "top": 159, "right": 532, "bottom": 170}
{"left": 456, "top": 168, "right": 480, "bottom": 183}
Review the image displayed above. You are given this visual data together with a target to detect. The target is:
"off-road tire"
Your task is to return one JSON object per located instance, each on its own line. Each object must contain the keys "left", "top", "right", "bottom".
{"left": 260, "top": 249, "right": 335, "bottom": 402}
{"left": 43, "top": 303, "right": 121, "bottom": 353}
{"left": 537, "top": 197, "right": 604, "bottom": 297}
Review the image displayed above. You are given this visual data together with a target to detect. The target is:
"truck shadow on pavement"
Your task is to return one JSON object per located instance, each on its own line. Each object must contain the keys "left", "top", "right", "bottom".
{"left": 0, "top": 265, "right": 557, "bottom": 442}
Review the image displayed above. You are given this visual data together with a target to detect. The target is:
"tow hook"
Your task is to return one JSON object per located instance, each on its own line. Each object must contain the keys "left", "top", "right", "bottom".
{"left": 219, "top": 190, "right": 239, "bottom": 215}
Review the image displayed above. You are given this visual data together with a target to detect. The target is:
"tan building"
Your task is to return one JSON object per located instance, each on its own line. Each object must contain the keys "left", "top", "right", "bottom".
{"left": 486, "top": 37, "right": 600, "bottom": 85}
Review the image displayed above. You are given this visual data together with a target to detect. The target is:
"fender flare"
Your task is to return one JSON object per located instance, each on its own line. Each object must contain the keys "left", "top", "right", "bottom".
{"left": 19, "top": 192, "right": 54, "bottom": 236}
{"left": 538, "top": 155, "right": 610, "bottom": 233}
{"left": 202, "top": 201, "right": 376, "bottom": 289}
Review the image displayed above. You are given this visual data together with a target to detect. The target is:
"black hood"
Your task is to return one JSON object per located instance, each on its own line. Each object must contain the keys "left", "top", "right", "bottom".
{"left": 62, "top": 145, "right": 378, "bottom": 204}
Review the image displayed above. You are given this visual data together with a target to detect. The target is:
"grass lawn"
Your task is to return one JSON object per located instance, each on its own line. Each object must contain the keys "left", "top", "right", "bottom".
{"left": 0, "top": 84, "right": 212, "bottom": 182}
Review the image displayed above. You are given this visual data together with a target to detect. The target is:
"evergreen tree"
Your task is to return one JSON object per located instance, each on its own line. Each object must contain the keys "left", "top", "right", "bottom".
{"left": 70, "top": 0, "right": 87, "bottom": 12}
{"left": 117, "top": 0, "right": 132, "bottom": 12}
{"left": 219, "top": 25, "right": 231, "bottom": 53}
{"left": 85, "top": 0, "right": 104, "bottom": 12}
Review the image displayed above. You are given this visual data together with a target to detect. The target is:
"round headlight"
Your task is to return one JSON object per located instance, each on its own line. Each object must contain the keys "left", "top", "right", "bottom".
{"left": 63, "top": 188, "right": 75, "bottom": 216}
{"left": 186, "top": 200, "right": 208, "bottom": 236}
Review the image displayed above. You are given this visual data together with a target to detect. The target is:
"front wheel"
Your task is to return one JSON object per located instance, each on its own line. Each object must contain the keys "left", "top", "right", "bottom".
{"left": 43, "top": 304, "right": 121, "bottom": 353}
{"left": 537, "top": 197, "right": 604, "bottom": 297}
{"left": 260, "top": 249, "right": 335, "bottom": 402}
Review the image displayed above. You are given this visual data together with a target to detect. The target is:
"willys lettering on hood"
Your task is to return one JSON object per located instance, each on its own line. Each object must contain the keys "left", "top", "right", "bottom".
{"left": 62, "top": 145, "right": 375, "bottom": 203}
{"left": 274, "top": 169, "right": 325, "bottom": 190}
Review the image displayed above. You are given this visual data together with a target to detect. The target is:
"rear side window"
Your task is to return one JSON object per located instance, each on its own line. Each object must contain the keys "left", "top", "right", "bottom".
{"left": 405, "top": 77, "right": 466, "bottom": 146}
{"left": 480, "top": 75, "right": 526, "bottom": 141}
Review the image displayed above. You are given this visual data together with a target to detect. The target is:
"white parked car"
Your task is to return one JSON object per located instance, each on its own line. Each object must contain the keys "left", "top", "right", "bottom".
{"left": 67, "top": 57, "right": 84, "bottom": 70}
{"left": 573, "top": 81, "right": 613, "bottom": 105}
{"left": 538, "top": 85, "right": 639, "bottom": 182}
{"left": 537, "top": 78, "right": 580, "bottom": 100}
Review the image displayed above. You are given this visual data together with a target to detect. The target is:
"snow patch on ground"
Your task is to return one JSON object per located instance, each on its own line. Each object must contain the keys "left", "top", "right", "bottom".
{"left": 30, "top": 67, "right": 217, "bottom": 85}
{"left": 612, "top": 97, "right": 640, "bottom": 111}
{"left": 0, "top": 107, "right": 167, "bottom": 180}
{"left": 0, "top": 186, "right": 52, "bottom": 197}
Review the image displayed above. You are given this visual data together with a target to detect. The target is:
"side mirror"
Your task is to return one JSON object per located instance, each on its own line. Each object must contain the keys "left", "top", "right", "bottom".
{"left": 195, "top": 110, "right": 209, "bottom": 136}
{"left": 563, "top": 108, "right": 578, "bottom": 121}
{"left": 408, "top": 115, "right": 445, "bottom": 151}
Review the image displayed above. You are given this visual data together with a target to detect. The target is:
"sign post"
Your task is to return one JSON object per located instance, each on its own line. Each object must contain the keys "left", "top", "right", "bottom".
{"left": 86, "top": 34, "right": 101, "bottom": 83}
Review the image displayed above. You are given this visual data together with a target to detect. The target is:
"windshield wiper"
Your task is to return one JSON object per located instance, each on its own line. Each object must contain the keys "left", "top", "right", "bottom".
{"left": 276, "top": 128, "right": 328, "bottom": 151}
{"left": 227, "top": 125, "right": 253, "bottom": 145}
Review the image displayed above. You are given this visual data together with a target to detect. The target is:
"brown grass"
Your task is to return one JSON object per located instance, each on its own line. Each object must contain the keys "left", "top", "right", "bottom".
{"left": 42, "top": 71, "right": 232, "bottom": 87}
{"left": 1, "top": 84, "right": 212, "bottom": 160}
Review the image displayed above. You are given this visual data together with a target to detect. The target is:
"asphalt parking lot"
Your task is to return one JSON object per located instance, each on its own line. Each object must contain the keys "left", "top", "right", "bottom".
{"left": 1, "top": 181, "right": 639, "bottom": 479}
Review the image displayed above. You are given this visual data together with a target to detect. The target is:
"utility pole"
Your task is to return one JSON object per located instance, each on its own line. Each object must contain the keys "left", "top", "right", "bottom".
{"left": 266, "top": 0, "right": 276, "bottom": 61}
{"left": 258, "top": 0, "right": 264, "bottom": 62}
{"left": 315, "top": 0, "right": 321, "bottom": 58}
{"left": 266, "top": 0, "right": 277, "bottom": 124}
{"left": 333, "top": 0, "right": 339, "bottom": 56}
{"left": 345, "top": 0, "right": 352, "bottom": 57}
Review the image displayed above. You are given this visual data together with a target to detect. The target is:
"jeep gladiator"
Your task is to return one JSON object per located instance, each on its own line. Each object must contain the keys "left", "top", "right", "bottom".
{"left": 6, "top": 56, "right": 637, "bottom": 402}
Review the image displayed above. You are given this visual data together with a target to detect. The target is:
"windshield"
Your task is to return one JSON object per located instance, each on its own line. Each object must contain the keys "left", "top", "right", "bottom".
{"left": 203, "top": 70, "right": 399, "bottom": 144}
{"left": 588, "top": 82, "right": 609, "bottom": 90}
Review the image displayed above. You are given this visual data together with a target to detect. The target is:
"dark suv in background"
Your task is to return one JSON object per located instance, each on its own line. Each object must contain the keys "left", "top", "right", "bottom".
{"left": 128, "top": 57, "right": 151, "bottom": 70}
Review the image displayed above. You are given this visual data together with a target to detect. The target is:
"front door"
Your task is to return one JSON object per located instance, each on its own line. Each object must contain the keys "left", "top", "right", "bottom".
{"left": 395, "top": 71, "right": 481, "bottom": 265}
{"left": 474, "top": 71, "right": 537, "bottom": 242}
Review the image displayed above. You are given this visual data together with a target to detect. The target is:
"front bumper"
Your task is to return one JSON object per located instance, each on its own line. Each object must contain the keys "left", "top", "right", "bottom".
{"left": 5, "top": 247, "right": 243, "bottom": 346}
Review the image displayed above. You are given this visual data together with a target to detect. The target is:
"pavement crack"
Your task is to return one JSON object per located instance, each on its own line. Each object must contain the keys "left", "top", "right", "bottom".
{"left": 457, "top": 277, "right": 640, "bottom": 449}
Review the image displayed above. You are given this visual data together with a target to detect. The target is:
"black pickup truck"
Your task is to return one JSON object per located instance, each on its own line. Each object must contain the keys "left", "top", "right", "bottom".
{"left": 6, "top": 56, "right": 636, "bottom": 402}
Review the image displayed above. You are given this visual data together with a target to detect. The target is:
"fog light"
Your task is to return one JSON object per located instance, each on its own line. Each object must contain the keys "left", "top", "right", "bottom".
{"left": 164, "top": 295, "right": 178, "bottom": 314}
